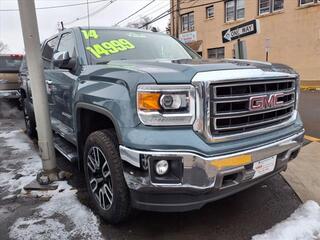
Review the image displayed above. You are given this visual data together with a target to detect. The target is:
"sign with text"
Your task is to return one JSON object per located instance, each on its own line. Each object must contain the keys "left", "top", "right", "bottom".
{"left": 222, "top": 20, "right": 259, "bottom": 43}
{"left": 179, "top": 31, "right": 197, "bottom": 43}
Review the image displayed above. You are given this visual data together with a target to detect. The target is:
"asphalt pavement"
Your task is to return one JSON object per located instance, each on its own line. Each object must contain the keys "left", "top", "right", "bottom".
{"left": 0, "top": 90, "right": 319, "bottom": 240}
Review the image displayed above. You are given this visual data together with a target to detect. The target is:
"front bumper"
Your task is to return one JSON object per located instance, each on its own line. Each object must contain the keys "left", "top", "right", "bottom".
{"left": 0, "top": 90, "right": 20, "bottom": 99}
{"left": 120, "top": 129, "right": 304, "bottom": 212}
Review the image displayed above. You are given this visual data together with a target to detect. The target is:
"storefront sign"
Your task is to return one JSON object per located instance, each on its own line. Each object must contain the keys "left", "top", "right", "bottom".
{"left": 179, "top": 31, "right": 197, "bottom": 43}
{"left": 222, "top": 20, "right": 259, "bottom": 43}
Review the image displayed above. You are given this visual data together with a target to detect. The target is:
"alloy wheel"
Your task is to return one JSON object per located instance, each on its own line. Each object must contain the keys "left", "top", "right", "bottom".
{"left": 87, "top": 146, "right": 113, "bottom": 210}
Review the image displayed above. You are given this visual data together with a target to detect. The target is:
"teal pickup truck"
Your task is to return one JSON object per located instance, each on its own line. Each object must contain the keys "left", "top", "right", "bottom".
{"left": 20, "top": 27, "right": 304, "bottom": 223}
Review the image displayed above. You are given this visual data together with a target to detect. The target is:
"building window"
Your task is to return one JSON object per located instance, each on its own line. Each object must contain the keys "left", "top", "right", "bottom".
{"left": 225, "top": 0, "right": 245, "bottom": 22}
{"left": 206, "top": 5, "right": 214, "bottom": 18}
{"left": 236, "top": 0, "right": 245, "bottom": 19}
{"left": 258, "top": 0, "right": 284, "bottom": 15}
{"left": 181, "top": 12, "right": 194, "bottom": 32}
{"left": 273, "top": 0, "right": 284, "bottom": 11}
{"left": 208, "top": 47, "right": 225, "bottom": 59}
{"left": 299, "top": 0, "right": 317, "bottom": 6}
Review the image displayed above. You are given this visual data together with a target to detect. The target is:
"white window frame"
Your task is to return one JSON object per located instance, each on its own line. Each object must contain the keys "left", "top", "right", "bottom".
{"left": 259, "top": 0, "right": 271, "bottom": 15}
{"left": 273, "top": 0, "right": 284, "bottom": 12}
{"left": 225, "top": 0, "right": 235, "bottom": 22}
{"left": 225, "top": 0, "right": 245, "bottom": 23}
{"left": 299, "top": 0, "right": 317, "bottom": 6}
{"left": 236, "top": 0, "right": 245, "bottom": 19}
{"left": 206, "top": 5, "right": 214, "bottom": 19}
{"left": 207, "top": 47, "right": 225, "bottom": 59}
{"left": 181, "top": 12, "right": 194, "bottom": 32}
{"left": 258, "top": 0, "right": 284, "bottom": 16}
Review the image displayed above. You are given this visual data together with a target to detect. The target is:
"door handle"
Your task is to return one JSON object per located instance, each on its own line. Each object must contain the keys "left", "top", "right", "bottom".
{"left": 46, "top": 80, "right": 53, "bottom": 85}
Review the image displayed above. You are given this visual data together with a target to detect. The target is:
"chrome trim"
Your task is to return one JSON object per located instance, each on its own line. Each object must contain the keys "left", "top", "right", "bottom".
{"left": 214, "top": 111, "right": 293, "bottom": 131}
{"left": 120, "top": 130, "right": 304, "bottom": 189}
{"left": 214, "top": 98, "right": 295, "bottom": 116}
{"left": 0, "top": 90, "right": 20, "bottom": 99}
{"left": 119, "top": 145, "right": 140, "bottom": 168}
{"left": 213, "top": 87, "right": 295, "bottom": 100}
{"left": 192, "top": 69, "right": 298, "bottom": 142}
{"left": 215, "top": 104, "right": 294, "bottom": 120}
{"left": 54, "top": 143, "right": 77, "bottom": 162}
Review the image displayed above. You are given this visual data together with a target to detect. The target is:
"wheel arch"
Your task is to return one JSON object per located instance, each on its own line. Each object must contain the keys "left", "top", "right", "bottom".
{"left": 75, "top": 103, "right": 123, "bottom": 169}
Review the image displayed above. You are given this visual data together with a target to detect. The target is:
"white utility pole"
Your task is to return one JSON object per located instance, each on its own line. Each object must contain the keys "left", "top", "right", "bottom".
{"left": 18, "top": 0, "right": 57, "bottom": 175}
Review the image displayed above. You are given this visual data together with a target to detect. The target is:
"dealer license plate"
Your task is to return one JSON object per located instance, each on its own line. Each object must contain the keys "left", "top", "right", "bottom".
{"left": 252, "top": 156, "right": 277, "bottom": 179}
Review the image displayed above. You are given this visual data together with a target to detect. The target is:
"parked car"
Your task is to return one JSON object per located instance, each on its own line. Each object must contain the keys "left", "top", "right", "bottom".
{"left": 21, "top": 27, "right": 304, "bottom": 223}
{"left": 0, "top": 54, "right": 23, "bottom": 101}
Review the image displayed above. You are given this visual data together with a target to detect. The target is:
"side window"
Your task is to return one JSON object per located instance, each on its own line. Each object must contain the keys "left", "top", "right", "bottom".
{"left": 57, "top": 33, "right": 76, "bottom": 58}
{"left": 42, "top": 37, "right": 58, "bottom": 69}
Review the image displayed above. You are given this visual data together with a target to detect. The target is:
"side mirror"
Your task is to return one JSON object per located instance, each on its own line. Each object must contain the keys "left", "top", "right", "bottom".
{"left": 52, "top": 51, "right": 75, "bottom": 70}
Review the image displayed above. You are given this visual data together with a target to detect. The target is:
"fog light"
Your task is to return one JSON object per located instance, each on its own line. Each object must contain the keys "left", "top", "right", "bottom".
{"left": 155, "top": 160, "right": 169, "bottom": 175}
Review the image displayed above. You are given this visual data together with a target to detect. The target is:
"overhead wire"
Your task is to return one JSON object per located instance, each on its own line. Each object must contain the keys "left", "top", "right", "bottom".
{"left": 128, "top": 1, "right": 169, "bottom": 25}
{"left": 114, "top": 0, "right": 156, "bottom": 26}
{"left": 0, "top": 0, "right": 110, "bottom": 12}
{"left": 138, "top": 0, "right": 225, "bottom": 29}
{"left": 64, "top": 0, "right": 116, "bottom": 25}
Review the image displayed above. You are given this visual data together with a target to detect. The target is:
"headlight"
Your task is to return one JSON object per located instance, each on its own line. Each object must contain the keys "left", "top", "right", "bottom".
{"left": 137, "top": 84, "right": 196, "bottom": 126}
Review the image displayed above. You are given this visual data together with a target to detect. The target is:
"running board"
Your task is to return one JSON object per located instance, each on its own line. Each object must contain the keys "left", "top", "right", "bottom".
{"left": 53, "top": 134, "right": 78, "bottom": 162}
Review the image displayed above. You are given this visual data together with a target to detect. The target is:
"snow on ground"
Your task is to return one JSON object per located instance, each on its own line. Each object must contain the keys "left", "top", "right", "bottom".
{"left": 9, "top": 181, "right": 103, "bottom": 240}
{"left": 0, "top": 129, "right": 42, "bottom": 195}
{"left": 0, "top": 128, "right": 103, "bottom": 240}
{"left": 252, "top": 200, "right": 320, "bottom": 240}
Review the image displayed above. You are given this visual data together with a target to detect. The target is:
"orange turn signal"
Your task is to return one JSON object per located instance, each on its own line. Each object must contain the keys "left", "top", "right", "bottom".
{"left": 138, "top": 92, "right": 161, "bottom": 111}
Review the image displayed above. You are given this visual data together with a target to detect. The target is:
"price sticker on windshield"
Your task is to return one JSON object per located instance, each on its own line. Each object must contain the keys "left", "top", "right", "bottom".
{"left": 85, "top": 39, "right": 135, "bottom": 58}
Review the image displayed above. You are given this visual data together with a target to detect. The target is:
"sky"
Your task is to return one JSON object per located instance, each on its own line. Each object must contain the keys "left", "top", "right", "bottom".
{"left": 0, "top": 0, "right": 170, "bottom": 53}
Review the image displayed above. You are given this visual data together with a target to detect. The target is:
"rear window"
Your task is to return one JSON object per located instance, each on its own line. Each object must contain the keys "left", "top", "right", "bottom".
{"left": 0, "top": 55, "right": 23, "bottom": 72}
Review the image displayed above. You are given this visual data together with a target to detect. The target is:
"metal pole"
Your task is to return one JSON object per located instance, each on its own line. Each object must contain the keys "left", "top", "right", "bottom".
{"left": 18, "top": 0, "right": 56, "bottom": 172}
{"left": 237, "top": 39, "right": 242, "bottom": 59}
{"left": 171, "top": 0, "right": 175, "bottom": 37}
{"left": 175, "top": 0, "right": 180, "bottom": 38}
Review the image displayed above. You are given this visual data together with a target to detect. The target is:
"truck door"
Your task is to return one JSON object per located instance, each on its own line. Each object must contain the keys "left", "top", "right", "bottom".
{"left": 41, "top": 36, "right": 59, "bottom": 118}
{"left": 44, "top": 32, "right": 78, "bottom": 143}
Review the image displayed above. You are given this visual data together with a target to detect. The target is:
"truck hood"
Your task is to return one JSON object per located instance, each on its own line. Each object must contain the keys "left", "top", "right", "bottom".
{"left": 107, "top": 59, "right": 297, "bottom": 84}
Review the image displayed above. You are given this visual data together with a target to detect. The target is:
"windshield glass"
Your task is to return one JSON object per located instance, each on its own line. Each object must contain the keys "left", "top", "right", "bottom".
{"left": 81, "top": 29, "right": 199, "bottom": 64}
{"left": 0, "top": 55, "right": 23, "bottom": 72}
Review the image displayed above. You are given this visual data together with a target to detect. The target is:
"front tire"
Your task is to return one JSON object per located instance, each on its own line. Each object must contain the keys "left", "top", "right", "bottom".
{"left": 83, "top": 130, "right": 131, "bottom": 224}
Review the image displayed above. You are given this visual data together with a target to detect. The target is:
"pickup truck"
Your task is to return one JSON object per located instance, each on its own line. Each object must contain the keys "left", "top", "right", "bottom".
{"left": 0, "top": 54, "right": 23, "bottom": 100}
{"left": 20, "top": 27, "right": 304, "bottom": 223}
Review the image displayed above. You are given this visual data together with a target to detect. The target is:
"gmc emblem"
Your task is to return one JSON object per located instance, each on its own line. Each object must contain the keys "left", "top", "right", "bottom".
{"left": 249, "top": 93, "right": 285, "bottom": 111}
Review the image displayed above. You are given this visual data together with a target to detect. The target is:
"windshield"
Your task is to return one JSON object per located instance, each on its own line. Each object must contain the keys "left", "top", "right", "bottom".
{"left": 0, "top": 55, "right": 23, "bottom": 72}
{"left": 81, "top": 29, "right": 199, "bottom": 64}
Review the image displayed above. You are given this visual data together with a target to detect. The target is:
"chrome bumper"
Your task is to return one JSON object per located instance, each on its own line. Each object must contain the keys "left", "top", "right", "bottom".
{"left": 120, "top": 130, "right": 304, "bottom": 191}
{"left": 0, "top": 90, "right": 20, "bottom": 99}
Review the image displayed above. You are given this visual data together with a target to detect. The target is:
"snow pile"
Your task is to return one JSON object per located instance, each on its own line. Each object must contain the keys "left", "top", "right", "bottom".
{"left": 9, "top": 181, "right": 103, "bottom": 240}
{"left": 0, "top": 129, "right": 103, "bottom": 239}
{"left": 0, "top": 130, "right": 42, "bottom": 195}
{"left": 252, "top": 200, "right": 320, "bottom": 240}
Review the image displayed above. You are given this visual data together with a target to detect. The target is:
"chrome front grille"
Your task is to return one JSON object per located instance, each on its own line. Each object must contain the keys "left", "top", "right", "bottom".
{"left": 210, "top": 79, "right": 296, "bottom": 135}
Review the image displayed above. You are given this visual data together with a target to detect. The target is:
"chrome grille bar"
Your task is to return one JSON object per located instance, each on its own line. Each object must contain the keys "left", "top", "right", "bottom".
{"left": 191, "top": 69, "right": 299, "bottom": 142}
{"left": 210, "top": 79, "right": 296, "bottom": 136}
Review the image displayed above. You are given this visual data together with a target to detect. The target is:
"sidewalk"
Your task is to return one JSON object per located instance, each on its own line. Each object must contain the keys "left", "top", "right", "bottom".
{"left": 282, "top": 142, "right": 320, "bottom": 203}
